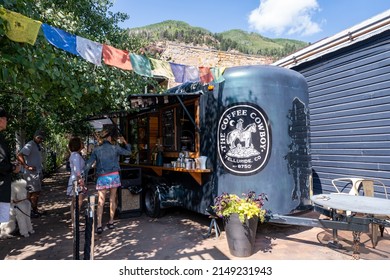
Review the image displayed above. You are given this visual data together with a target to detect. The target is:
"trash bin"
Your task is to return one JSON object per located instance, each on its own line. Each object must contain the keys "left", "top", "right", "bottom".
{"left": 117, "top": 167, "right": 142, "bottom": 218}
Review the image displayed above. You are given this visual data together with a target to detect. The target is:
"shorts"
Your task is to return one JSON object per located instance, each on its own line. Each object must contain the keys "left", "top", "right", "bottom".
{"left": 0, "top": 202, "right": 10, "bottom": 223}
{"left": 96, "top": 171, "right": 121, "bottom": 190}
{"left": 23, "top": 171, "right": 42, "bottom": 193}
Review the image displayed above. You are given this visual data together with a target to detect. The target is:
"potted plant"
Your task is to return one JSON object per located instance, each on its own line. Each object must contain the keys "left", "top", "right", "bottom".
{"left": 213, "top": 191, "right": 268, "bottom": 257}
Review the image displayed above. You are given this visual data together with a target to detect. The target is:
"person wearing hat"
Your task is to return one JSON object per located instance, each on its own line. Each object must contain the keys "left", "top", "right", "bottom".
{"left": 17, "top": 129, "right": 46, "bottom": 218}
{"left": 0, "top": 107, "right": 21, "bottom": 222}
{"left": 83, "top": 128, "right": 131, "bottom": 234}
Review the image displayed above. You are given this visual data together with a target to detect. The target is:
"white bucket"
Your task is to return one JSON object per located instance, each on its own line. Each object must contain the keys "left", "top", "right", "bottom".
{"left": 196, "top": 156, "right": 207, "bottom": 169}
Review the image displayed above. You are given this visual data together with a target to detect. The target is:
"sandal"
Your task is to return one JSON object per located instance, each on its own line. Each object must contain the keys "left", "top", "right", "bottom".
{"left": 96, "top": 226, "right": 103, "bottom": 234}
{"left": 107, "top": 223, "right": 115, "bottom": 230}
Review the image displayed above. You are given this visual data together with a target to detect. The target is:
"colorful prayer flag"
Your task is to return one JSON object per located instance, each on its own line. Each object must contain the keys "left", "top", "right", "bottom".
{"left": 149, "top": 58, "right": 174, "bottom": 79}
{"left": 102, "top": 44, "right": 132, "bottom": 70}
{"left": 198, "top": 66, "right": 214, "bottom": 83}
{"left": 184, "top": 65, "right": 200, "bottom": 82}
{"left": 76, "top": 36, "right": 103, "bottom": 66}
{"left": 41, "top": 23, "right": 79, "bottom": 56}
{"left": 169, "top": 62, "right": 186, "bottom": 83}
{"left": 0, "top": 7, "right": 42, "bottom": 45}
{"left": 211, "top": 67, "right": 226, "bottom": 83}
{"left": 130, "top": 54, "right": 152, "bottom": 77}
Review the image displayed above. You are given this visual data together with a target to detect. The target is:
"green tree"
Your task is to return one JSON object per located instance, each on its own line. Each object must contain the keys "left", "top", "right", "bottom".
{"left": 0, "top": 0, "right": 158, "bottom": 168}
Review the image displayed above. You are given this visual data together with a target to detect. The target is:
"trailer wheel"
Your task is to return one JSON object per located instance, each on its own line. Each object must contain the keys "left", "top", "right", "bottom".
{"left": 144, "top": 186, "right": 165, "bottom": 218}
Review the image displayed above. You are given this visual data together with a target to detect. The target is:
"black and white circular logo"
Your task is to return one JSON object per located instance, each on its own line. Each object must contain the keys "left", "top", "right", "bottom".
{"left": 217, "top": 103, "right": 271, "bottom": 175}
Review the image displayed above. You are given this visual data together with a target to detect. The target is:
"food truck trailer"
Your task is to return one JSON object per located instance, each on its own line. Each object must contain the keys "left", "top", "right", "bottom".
{"left": 118, "top": 65, "right": 312, "bottom": 218}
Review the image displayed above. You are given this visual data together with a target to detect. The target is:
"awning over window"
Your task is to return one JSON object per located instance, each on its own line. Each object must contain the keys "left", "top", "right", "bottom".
{"left": 127, "top": 82, "right": 209, "bottom": 110}
{"left": 88, "top": 118, "right": 113, "bottom": 131}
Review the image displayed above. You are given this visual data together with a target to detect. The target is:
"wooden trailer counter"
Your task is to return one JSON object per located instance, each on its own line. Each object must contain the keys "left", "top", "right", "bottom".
{"left": 121, "top": 163, "right": 211, "bottom": 185}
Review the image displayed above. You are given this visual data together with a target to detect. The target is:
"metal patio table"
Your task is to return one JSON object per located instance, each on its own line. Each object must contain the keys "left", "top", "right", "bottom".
{"left": 269, "top": 193, "right": 390, "bottom": 258}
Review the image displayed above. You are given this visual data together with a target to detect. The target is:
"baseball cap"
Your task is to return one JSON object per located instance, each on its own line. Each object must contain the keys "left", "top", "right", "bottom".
{"left": 34, "top": 130, "right": 46, "bottom": 140}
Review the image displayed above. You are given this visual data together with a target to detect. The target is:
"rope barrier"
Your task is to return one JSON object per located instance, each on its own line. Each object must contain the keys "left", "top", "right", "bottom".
{"left": 83, "top": 212, "right": 93, "bottom": 260}
{"left": 72, "top": 173, "right": 96, "bottom": 260}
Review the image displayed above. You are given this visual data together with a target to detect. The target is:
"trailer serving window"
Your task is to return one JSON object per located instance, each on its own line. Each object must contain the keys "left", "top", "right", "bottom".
{"left": 127, "top": 82, "right": 207, "bottom": 163}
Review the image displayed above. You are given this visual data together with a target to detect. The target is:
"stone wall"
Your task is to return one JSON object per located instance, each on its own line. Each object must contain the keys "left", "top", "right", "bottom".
{"left": 159, "top": 42, "right": 274, "bottom": 67}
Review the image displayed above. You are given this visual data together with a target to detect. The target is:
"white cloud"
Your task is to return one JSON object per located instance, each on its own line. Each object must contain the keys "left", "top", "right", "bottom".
{"left": 248, "top": 0, "right": 322, "bottom": 37}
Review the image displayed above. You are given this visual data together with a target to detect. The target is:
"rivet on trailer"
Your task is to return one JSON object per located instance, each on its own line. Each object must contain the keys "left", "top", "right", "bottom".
{"left": 120, "top": 65, "right": 313, "bottom": 218}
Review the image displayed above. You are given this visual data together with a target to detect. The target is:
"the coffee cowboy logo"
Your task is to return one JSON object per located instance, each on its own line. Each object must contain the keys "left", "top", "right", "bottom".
{"left": 217, "top": 103, "right": 271, "bottom": 175}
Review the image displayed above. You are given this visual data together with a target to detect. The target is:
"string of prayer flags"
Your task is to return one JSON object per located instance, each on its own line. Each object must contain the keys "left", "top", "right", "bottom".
{"left": 76, "top": 36, "right": 103, "bottom": 66}
{"left": 102, "top": 44, "right": 132, "bottom": 70}
{"left": 0, "top": 7, "right": 41, "bottom": 45}
{"left": 130, "top": 54, "right": 152, "bottom": 77}
{"left": 1, "top": 7, "right": 230, "bottom": 85}
{"left": 41, "top": 23, "right": 79, "bottom": 56}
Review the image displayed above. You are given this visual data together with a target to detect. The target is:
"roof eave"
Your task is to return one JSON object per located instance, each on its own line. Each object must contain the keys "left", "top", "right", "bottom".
{"left": 272, "top": 9, "right": 390, "bottom": 69}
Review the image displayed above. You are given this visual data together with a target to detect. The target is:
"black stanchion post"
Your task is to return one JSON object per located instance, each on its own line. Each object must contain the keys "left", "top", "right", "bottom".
{"left": 72, "top": 179, "right": 80, "bottom": 260}
{"left": 83, "top": 195, "right": 95, "bottom": 260}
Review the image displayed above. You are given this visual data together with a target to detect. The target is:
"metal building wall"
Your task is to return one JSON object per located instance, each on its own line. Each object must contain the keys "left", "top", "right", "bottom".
{"left": 292, "top": 30, "right": 390, "bottom": 197}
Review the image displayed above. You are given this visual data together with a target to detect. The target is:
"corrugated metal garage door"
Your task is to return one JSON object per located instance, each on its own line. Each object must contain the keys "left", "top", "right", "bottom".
{"left": 293, "top": 30, "right": 390, "bottom": 197}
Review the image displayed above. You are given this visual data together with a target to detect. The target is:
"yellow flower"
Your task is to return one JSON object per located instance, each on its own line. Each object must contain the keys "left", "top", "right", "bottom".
{"left": 212, "top": 191, "right": 268, "bottom": 223}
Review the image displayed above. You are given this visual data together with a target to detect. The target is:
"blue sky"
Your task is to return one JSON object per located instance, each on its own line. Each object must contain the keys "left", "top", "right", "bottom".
{"left": 110, "top": 0, "right": 389, "bottom": 43}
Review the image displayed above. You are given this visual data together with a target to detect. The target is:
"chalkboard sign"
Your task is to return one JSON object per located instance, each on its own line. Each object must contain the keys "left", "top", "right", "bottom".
{"left": 162, "top": 109, "right": 175, "bottom": 150}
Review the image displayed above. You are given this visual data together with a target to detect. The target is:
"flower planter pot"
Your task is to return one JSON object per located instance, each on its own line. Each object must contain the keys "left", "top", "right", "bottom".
{"left": 224, "top": 213, "right": 258, "bottom": 257}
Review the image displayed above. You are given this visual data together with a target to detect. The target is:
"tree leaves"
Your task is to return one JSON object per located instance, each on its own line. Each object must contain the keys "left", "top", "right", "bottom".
{"left": 0, "top": 0, "right": 162, "bottom": 169}
{"left": 0, "top": 0, "right": 152, "bottom": 137}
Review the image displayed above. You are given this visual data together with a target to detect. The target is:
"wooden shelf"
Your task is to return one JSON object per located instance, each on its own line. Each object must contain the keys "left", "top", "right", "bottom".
{"left": 121, "top": 163, "right": 211, "bottom": 185}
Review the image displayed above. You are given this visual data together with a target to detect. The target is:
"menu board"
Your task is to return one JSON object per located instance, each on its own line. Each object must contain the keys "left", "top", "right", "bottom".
{"left": 162, "top": 109, "right": 175, "bottom": 150}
